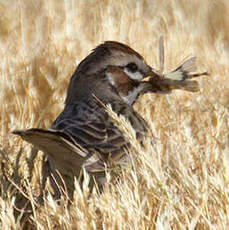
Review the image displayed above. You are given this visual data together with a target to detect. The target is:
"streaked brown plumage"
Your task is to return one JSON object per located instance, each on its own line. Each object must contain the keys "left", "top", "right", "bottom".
{"left": 13, "top": 41, "right": 207, "bottom": 198}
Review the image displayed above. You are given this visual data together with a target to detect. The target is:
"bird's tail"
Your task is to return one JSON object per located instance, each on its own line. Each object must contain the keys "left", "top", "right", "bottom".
{"left": 12, "top": 128, "right": 88, "bottom": 174}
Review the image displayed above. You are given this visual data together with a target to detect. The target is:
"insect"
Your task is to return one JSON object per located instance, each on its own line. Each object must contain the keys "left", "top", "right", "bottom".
{"left": 147, "top": 36, "right": 208, "bottom": 92}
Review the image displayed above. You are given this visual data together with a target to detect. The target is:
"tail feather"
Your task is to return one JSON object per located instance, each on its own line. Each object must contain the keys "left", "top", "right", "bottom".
{"left": 12, "top": 128, "right": 88, "bottom": 174}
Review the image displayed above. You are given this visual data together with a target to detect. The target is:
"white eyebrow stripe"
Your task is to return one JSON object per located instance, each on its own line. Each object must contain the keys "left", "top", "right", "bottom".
{"left": 124, "top": 69, "right": 143, "bottom": 80}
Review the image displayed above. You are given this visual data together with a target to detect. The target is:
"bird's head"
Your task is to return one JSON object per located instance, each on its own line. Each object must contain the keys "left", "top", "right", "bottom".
{"left": 66, "top": 41, "right": 158, "bottom": 105}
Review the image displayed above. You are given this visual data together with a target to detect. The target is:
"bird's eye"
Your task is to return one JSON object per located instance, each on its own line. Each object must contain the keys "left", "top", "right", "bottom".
{"left": 126, "top": 62, "right": 138, "bottom": 73}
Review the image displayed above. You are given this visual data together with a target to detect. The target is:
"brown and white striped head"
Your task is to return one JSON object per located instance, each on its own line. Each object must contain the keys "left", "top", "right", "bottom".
{"left": 66, "top": 41, "right": 157, "bottom": 105}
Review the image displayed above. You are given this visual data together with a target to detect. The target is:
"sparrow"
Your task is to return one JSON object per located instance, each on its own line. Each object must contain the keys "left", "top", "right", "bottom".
{"left": 13, "top": 41, "right": 207, "bottom": 198}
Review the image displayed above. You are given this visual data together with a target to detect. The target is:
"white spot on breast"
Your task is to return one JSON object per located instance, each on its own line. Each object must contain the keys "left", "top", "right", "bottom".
{"left": 121, "top": 86, "right": 142, "bottom": 105}
{"left": 106, "top": 72, "right": 115, "bottom": 86}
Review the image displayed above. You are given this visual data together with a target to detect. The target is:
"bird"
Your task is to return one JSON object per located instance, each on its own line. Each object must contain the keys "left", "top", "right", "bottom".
{"left": 13, "top": 41, "right": 206, "bottom": 198}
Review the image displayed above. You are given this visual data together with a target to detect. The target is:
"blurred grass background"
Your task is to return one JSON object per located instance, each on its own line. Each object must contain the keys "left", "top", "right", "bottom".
{"left": 0, "top": 0, "right": 229, "bottom": 229}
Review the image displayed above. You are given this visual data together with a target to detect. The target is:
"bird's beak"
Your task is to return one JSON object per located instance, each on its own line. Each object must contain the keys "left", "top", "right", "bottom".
{"left": 144, "top": 67, "right": 161, "bottom": 80}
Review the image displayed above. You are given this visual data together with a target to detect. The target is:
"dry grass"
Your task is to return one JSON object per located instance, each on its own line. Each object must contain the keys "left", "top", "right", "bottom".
{"left": 0, "top": 0, "right": 229, "bottom": 229}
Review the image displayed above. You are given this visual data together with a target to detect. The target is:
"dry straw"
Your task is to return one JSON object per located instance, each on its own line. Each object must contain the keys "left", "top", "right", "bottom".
{"left": 0, "top": 0, "right": 229, "bottom": 229}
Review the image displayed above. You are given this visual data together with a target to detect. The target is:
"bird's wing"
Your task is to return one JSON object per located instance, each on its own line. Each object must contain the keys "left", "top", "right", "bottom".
{"left": 51, "top": 101, "right": 147, "bottom": 169}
